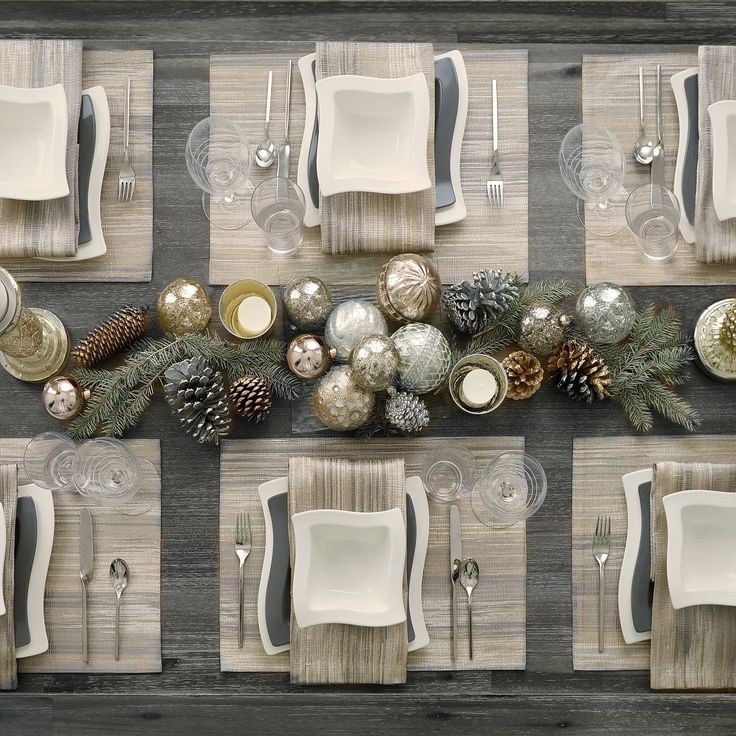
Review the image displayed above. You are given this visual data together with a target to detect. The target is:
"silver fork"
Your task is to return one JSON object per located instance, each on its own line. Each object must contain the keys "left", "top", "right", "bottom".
{"left": 486, "top": 79, "right": 503, "bottom": 207}
{"left": 593, "top": 515, "right": 611, "bottom": 654}
{"left": 235, "top": 511, "right": 252, "bottom": 648}
{"left": 117, "top": 76, "right": 136, "bottom": 203}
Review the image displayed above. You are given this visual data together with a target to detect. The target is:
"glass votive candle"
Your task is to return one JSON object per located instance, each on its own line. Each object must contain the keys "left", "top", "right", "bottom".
{"left": 251, "top": 177, "right": 306, "bottom": 256}
{"left": 219, "top": 279, "right": 277, "bottom": 339}
{"left": 625, "top": 183, "right": 680, "bottom": 262}
{"left": 448, "top": 354, "right": 508, "bottom": 414}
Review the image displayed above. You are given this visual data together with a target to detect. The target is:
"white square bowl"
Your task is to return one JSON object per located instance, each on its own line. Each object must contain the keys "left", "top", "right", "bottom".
{"left": 291, "top": 507, "right": 406, "bottom": 628}
{"left": 663, "top": 489, "right": 736, "bottom": 609}
{"left": 315, "top": 73, "right": 432, "bottom": 196}
{"left": 0, "top": 84, "right": 69, "bottom": 201}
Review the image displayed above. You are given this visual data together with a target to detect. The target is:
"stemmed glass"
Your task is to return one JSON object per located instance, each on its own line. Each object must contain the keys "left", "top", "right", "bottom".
{"left": 185, "top": 115, "right": 253, "bottom": 230}
{"left": 559, "top": 124, "right": 628, "bottom": 237}
{"left": 471, "top": 451, "right": 547, "bottom": 527}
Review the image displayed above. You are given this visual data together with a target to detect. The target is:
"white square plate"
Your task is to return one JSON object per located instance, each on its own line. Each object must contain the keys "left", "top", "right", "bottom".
{"left": 663, "top": 489, "right": 736, "bottom": 609}
{"left": 292, "top": 507, "right": 406, "bottom": 628}
{"left": 316, "top": 73, "right": 432, "bottom": 196}
{"left": 0, "top": 84, "right": 69, "bottom": 200}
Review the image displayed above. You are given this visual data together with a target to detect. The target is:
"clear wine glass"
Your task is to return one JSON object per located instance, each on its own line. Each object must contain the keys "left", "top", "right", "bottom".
{"left": 71, "top": 438, "right": 141, "bottom": 507}
{"left": 471, "top": 451, "right": 547, "bottom": 527}
{"left": 23, "top": 432, "right": 76, "bottom": 490}
{"left": 559, "top": 124, "right": 627, "bottom": 237}
{"left": 185, "top": 115, "right": 253, "bottom": 230}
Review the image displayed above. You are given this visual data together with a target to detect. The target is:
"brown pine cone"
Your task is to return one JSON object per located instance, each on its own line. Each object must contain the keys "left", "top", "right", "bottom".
{"left": 547, "top": 339, "right": 611, "bottom": 403}
{"left": 502, "top": 350, "right": 544, "bottom": 400}
{"left": 72, "top": 305, "right": 148, "bottom": 368}
{"left": 230, "top": 375, "right": 272, "bottom": 422}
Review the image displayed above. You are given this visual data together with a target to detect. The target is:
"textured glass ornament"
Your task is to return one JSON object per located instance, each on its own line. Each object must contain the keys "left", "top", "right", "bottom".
{"left": 283, "top": 276, "right": 333, "bottom": 331}
{"left": 575, "top": 282, "right": 636, "bottom": 345}
{"left": 324, "top": 300, "right": 388, "bottom": 361}
{"left": 517, "top": 302, "right": 571, "bottom": 358}
{"left": 312, "top": 365, "right": 376, "bottom": 431}
{"left": 377, "top": 253, "right": 442, "bottom": 323}
{"left": 157, "top": 278, "right": 212, "bottom": 335}
{"left": 391, "top": 323, "right": 452, "bottom": 394}
{"left": 349, "top": 333, "right": 400, "bottom": 391}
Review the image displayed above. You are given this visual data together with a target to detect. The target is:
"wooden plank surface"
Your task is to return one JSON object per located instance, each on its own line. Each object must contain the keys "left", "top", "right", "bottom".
{"left": 2, "top": 1, "right": 736, "bottom": 734}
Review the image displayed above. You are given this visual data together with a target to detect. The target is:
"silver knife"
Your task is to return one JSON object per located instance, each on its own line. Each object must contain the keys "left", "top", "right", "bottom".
{"left": 276, "top": 60, "right": 292, "bottom": 181}
{"left": 651, "top": 64, "right": 665, "bottom": 189}
{"left": 449, "top": 505, "right": 462, "bottom": 662}
{"left": 79, "top": 508, "right": 94, "bottom": 664}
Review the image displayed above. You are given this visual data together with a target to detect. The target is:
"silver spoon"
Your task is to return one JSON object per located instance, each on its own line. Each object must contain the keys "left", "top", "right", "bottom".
{"left": 109, "top": 558, "right": 129, "bottom": 661}
{"left": 459, "top": 558, "right": 479, "bottom": 660}
{"left": 255, "top": 71, "right": 276, "bottom": 168}
{"left": 634, "top": 66, "right": 655, "bottom": 165}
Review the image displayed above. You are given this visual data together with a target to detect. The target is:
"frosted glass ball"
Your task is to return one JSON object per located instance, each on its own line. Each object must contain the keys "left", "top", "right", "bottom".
{"left": 324, "top": 300, "right": 388, "bottom": 361}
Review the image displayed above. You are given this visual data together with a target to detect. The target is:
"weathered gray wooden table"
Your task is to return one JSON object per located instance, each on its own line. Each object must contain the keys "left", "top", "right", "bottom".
{"left": 2, "top": 2, "right": 736, "bottom": 734}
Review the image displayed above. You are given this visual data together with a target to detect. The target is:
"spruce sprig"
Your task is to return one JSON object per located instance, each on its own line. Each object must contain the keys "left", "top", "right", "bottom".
{"left": 67, "top": 331, "right": 301, "bottom": 440}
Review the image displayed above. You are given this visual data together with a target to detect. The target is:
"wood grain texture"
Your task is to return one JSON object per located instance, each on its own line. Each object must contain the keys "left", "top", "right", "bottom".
{"left": 3, "top": 1, "right": 736, "bottom": 733}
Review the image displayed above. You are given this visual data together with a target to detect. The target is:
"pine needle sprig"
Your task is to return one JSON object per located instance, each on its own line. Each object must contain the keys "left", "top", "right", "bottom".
{"left": 67, "top": 331, "right": 299, "bottom": 440}
{"left": 592, "top": 304, "right": 700, "bottom": 432}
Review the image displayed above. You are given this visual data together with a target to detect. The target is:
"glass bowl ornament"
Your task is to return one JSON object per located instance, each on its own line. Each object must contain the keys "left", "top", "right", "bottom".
{"left": 349, "top": 333, "right": 400, "bottom": 391}
{"left": 376, "top": 253, "right": 442, "bottom": 323}
{"left": 324, "top": 300, "right": 388, "bottom": 362}
{"left": 575, "top": 282, "right": 636, "bottom": 344}
{"left": 312, "top": 365, "right": 376, "bottom": 431}
{"left": 391, "top": 323, "right": 452, "bottom": 394}
{"left": 283, "top": 275, "right": 333, "bottom": 332}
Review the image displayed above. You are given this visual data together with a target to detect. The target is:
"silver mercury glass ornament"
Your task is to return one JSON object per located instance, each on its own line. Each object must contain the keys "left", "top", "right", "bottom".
{"left": 391, "top": 323, "right": 452, "bottom": 394}
{"left": 575, "top": 282, "right": 636, "bottom": 345}
{"left": 283, "top": 276, "right": 333, "bottom": 332}
{"left": 324, "top": 300, "right": 388, "bottom": 362}
{"left": 693, "top": 298, "right": 736, "bottom": 381}
{"left": 349, "top": 333, "right": 400, "bottom": 391}
{"left": 0, "top": 267, "right": 70, "bottom": 382}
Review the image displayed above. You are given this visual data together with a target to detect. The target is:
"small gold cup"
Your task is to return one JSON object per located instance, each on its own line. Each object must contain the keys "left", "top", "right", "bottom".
{"left": 218, "top": 279, "right": 277, "bottom": 340}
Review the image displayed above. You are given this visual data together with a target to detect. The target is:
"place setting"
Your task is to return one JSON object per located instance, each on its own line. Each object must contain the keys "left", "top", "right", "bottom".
{"left": 205, "top": 42, "right": 529, "bottom": 286}
{"left": 0, "top": 39, "right": 153, "bottom": 283}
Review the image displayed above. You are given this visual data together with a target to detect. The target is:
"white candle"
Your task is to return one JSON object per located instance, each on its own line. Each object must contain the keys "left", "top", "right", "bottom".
{"left": 460, "top": 368, "right": 498, "bottom": 409}
{"left": 236, "top": 295, "right": 272, "bottom": 337}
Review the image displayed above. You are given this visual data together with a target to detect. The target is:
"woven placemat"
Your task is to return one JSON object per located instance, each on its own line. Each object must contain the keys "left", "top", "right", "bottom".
{"left": 220, "top": 436, "right": 526, "bottom": 673}
{"left": 208, "top": 45, "right": 528, "bottom": 286}
{"left": 572, "top": 434, "right": 736, "bottom": 671}
{"left": 0, "top": 438, "right": 161, "bottom": 674}
{"left": 582, "top": 52, "right": 736, "bottom": 285}
{"left": 6, "top": 49, "right": 154, "bottom": 283}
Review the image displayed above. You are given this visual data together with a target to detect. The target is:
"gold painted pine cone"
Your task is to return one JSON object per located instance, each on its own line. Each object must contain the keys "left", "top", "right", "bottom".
{"left": 547, "top": 339, "right": 611, "bottom": 403}
{"left": 72, "top": 305, "right": 148, "bottom": 368}
{"left": 720, "top": 303, "right": 736, "bottom": 352}
{"left": 502, "top": 350, "right": 544, "bottom": 401}
{"left": 230, "top": 375, "right": 272, "bottom": 422}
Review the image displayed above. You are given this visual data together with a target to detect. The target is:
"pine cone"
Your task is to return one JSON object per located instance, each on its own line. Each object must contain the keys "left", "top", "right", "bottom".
{"left": 385, "top": 390, "right": 430, "bottom": 434}
{"left": 547, "top": 339, "right": 611, "bottom": 403}
{"left": 164, "top": 357, "right": 231, "bottom": 444}
{"left": 72, "top": 305, "right": 148, "bottom": 368}
{"left": 230, "top": 375, "right": 272, "bottom": 422}
{"left": 720, "top": 303, "right": 736, "bottom": 352}
{"left": 442, "top": 269, "right": 519, "bottom": 335}
{"left": 502, "top": 350, "right": 544, "bottom": 400}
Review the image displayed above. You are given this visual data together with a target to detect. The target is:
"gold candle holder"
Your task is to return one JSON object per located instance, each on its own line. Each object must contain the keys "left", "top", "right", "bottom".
{"left": 448, "top": 354, "right": 508, "bottom": 415}
{"left": 219, "top": 279, "right": 277, "bottom": 340}
{"left": 0, "top": 267, "right": 69, "bottom": 382}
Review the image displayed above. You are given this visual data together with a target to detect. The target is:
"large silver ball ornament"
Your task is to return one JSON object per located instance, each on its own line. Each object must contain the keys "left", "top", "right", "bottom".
{"left": 517, "top": 302, "right": 572, "bottom": 358}
{"left": 376, "top": 253, "right": 442, "bottom": 323}
{"left": 324, "top": 300, "right": 388, "bottom": 362}
{"left": 391, "top": 323, "right": 452, "bottom": 394}
{"left": 575, "top": 282, "right": 636, "bottom": 344}
{"left": 283, "top": 276, "right": 333, "bottom": 331}
{"left": 349, "top": 333, "right": 400, "bottom": 391}
{"left": 312, "top": 365, "right": 376, "bottom": 431}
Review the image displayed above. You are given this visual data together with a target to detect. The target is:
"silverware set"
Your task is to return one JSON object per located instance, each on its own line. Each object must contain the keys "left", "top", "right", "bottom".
{"left": 449, "top": 505, "right": 480, "bottom": 660}
{"left": 235, "top": 511, "right": 252, "bottom": 648}
{"left": 117, "top": 76, "right": 136, "bottom": 203}
{"left": 486, "top": 78, "right": 504, "bottom": 207}
{"left": 592, "top": 515, "right": 611, "bottom": 653}
{"left": 634, "top": 65, "right": 665, "bottom": 187}
{"left": 256, "top": 63, "right": 293, "bottom": 178}
{"left": 78, "top": 509, "right": 131, "bottom": 663}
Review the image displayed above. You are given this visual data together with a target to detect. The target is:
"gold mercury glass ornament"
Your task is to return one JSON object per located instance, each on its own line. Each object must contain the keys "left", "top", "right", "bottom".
{"left": 42, "top": 374, "right": 91, "bottom": 420}
{"left": 286, "top": 334, "right": 336, "bottom": 380}
{"left": 377, "top": 253, "right": 442, "bottom": 323}
{"left": 157, "top": 278, "right": 212, "bottom": 335}
{"left": 694, "top": 298, "right": 736, "bottom": 381}
{"left": 312, "top": 365, "right": 376, "bottom": 431}
{"left": 0, "top": 267, "right": 70, "bottom": 382}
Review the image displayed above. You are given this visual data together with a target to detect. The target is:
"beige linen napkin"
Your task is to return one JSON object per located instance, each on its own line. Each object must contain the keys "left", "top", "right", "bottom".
{"left": 0, "top": 39, "right": 82, "bottom": 259}
{"left": 649, "top": 461, "right": 736, "bottom": 690}
{"left": 316, "top": 41, "right": 435, "bottom": 255}
{"left": 0, "top": 464, "right": 18, "bottom": 690}
{"left": 695, "top": 46, "right": 736, "bottom": 263}
{"left": 287, "top": 456, "right": 408, "bottom": 684}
